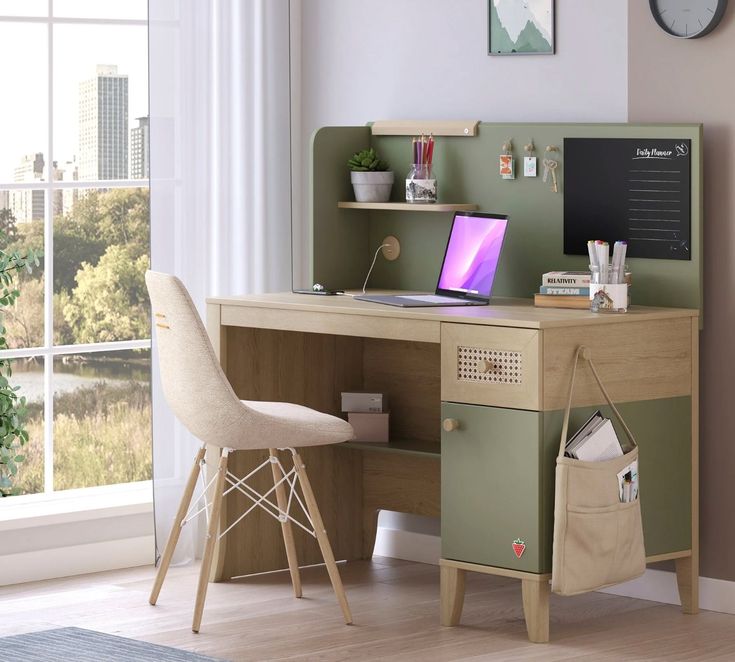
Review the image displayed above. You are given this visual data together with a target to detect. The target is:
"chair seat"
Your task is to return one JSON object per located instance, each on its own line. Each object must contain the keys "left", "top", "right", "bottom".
{"left": 238, "top": 400, "right": 355, "bottom": 449}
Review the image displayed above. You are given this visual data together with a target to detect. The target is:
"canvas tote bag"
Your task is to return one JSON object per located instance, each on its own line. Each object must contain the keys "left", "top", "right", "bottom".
{"left": 551, "top": 346, "right": 646, "bottom": 596}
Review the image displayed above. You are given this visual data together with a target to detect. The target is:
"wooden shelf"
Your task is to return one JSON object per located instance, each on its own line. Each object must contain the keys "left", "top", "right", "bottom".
{"left": 340, "top": 438, "right": 440, "bottom": 458}
{"left": 338, "top": 201, "right": 479, "bottom": 213}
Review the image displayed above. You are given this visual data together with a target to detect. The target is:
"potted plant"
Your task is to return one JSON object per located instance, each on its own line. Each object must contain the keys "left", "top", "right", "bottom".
{"left": 348, "top": 148, "right": 394, "bottom": 203}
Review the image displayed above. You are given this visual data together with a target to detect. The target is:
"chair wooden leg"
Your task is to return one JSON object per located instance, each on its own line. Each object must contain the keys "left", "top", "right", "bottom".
{"left": 521, "top": 578, "right": 550, "bottom": 643}
{"left": 269, "top": 448, "right": 303, "bottom": 598}
{"left": 292, "top": 450, "right": 352, "bottom": 625}
{"left": 440, "top": 564, "right": 466, "bottom": 626}
{"left": 149, "top": 444, "right": 207, "bottom": 606}
{"left": 192, "top": 448, "right": 229, "bottom": 633}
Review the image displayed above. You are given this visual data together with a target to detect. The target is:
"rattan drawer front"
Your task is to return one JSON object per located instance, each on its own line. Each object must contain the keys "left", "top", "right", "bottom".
{"left": 442, "top": 323, "right": 540, "bottom": 410}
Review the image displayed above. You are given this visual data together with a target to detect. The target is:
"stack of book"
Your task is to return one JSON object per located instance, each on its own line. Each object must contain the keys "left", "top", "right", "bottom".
{"left": 534, "top": 271, "right": 591, "bottom": 309}
{"left": 565, "top": 410, "right": 639, "bottom": 503}
{"left": 564, "top": 410, "right": 623, "bottom": 461}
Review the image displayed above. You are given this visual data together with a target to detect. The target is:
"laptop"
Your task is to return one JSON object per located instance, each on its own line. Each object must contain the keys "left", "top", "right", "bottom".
{"left": 355, "top": 211, "right": 509, "bottom": 307}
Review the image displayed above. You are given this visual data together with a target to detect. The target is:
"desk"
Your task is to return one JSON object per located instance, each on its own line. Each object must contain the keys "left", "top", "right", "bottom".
{"left": 206, "top": 292, "right": 699, "bottom": 642}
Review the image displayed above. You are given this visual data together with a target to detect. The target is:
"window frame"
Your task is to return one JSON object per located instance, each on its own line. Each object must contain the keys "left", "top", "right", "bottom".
{"left": 0, "top": 5, "right": 151, "bottom": 498}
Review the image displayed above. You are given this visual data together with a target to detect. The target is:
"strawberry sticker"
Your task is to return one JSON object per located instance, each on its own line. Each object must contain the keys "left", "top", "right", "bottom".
{"left": 512, "top": 538, "right": 526, "bottom": 559}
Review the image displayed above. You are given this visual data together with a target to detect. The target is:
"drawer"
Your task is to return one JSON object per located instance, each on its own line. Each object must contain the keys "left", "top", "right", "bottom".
{"left": 441, "top": 323, "right": 541, "bottom": 410}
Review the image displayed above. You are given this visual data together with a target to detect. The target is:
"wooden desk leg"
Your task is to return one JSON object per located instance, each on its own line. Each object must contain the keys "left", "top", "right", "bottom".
{"left": 675, "top": 556, "right": 699, "bottom": 614}
{"left": 521, "top": 579, "right": 550, "bottom": 643}
{"left": 440, "top": 565, "right": 466, "bottom": 626}
{"left": 363, "top": 508, "right": 379, "bottom": 560}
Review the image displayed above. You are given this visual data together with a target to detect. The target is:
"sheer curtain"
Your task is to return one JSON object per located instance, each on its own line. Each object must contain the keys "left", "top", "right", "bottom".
{"left": 148, "top": 0, "right": 293, "bottom": 563}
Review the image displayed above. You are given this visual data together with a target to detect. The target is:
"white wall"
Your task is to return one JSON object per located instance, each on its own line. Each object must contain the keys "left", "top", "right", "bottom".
{"left": 295, "top": 0, "right": 628, "bottom": 284}
{"left": 296, "top": 0, "right": 628, "bottom": 539}
{"left": 300, "top": 0, "right": 627, "bottom": 129}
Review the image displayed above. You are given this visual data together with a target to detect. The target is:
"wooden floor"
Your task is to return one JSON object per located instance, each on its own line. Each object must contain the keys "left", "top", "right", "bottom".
{"left": 1, "top": 558, "right": 734, "bottom": 661}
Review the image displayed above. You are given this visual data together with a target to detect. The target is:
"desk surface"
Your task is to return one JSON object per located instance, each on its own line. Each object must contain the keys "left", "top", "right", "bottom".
{"left": 207, "top": 291, "right": 698, "bottom": 330}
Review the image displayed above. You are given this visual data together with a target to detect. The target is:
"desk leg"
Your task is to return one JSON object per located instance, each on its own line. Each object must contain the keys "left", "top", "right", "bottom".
{"left": 675, "top": 556, "right": 699, "bottom": 614}
{"left": 206, "top": 303, "right": 229, "bottom": 582}
{"left": 363, "top": 508, "right": 379, "bottom": 560}
{"left": 521, "top": 579, "right": 550, "bottom": 643}
{"left": 440, "top": 564, "right": 466, "bottom": 626}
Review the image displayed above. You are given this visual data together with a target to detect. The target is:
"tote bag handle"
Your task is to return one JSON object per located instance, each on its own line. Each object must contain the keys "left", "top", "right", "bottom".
{"left": 558, "top": 346, "right": 637, "bottom": 459}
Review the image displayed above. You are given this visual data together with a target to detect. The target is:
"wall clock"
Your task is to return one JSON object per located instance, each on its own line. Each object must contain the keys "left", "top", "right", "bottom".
{"left": 649, "top": 0, "right": 728, "bottom": 38}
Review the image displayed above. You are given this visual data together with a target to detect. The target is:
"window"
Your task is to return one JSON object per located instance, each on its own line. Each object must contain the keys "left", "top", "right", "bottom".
{"left": 0, "top": 2, "right": 150, "bottom": 497}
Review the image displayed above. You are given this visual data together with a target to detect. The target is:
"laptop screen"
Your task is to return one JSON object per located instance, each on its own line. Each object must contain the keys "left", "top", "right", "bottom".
{"left": 436, "top": 212, "right": 508, "bottom": 300}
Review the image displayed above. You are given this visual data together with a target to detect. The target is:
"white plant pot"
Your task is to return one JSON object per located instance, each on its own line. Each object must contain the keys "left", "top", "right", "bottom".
{"left": 350, "top": 170, "right": 394, "bottom": 203}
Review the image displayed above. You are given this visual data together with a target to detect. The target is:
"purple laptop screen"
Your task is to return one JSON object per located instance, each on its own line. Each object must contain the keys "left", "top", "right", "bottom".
{"left": 436, "top": 214, "right": 508, "bottom": 296}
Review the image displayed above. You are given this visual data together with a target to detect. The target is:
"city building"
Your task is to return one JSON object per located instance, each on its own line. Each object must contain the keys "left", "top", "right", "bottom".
{"left": 10, "top": 152, "right": 44, "bottom": 222}
{"left": 78, "top": 64, "right": 129, "bottom": 180}
{"left": 130, "top": 116, "right": 149, "bottom": 179}
{"left": 53, "top": 158, "right": 79, "bottom": 216}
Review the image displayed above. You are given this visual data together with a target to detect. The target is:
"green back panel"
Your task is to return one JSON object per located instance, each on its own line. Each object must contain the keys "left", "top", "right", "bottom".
{"left": 441, "top": 397, "right": 692, "bottom": 574}
{"left": 310, "top": 123, "right": 703, "bottom": 311}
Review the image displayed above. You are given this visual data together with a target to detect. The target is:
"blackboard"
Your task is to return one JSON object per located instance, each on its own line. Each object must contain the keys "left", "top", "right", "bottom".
{"left": 564, "top": 138, "right": 691, "bottom": 260}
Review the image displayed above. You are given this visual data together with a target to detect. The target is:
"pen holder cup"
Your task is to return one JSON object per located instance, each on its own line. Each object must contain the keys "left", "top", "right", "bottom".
{"left": 590, "top": 283, "right": 629, "bottom": 313}
{"left": 405, "top": 164, "right": 437, "bottom": 203}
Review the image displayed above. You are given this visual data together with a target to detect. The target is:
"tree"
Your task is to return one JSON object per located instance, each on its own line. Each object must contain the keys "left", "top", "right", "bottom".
{"left": 62, "top": 245, "right": 150, "bottom": 344}
{"left": 0, "top": 209, "right": 18, "bottom": 250}
{"left": 2, "top": 276, "right": 44, "bottom": 349}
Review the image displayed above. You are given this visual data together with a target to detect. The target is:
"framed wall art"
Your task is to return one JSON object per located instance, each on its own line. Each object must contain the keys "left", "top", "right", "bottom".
{"left": 489, "top": 0, "right": 555, "bottom": 55}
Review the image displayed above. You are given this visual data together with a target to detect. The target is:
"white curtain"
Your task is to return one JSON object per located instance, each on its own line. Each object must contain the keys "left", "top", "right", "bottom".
{"left": 148, "top": 0, "right": 293, "bottom": 563}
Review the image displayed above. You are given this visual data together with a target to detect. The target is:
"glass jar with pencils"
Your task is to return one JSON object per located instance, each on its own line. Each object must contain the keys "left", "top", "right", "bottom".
{"left": 405, "top": 163, "right": 437, "bottom": 203}
{"left": 405, "top": 135, "right": 437, "bottom": 203}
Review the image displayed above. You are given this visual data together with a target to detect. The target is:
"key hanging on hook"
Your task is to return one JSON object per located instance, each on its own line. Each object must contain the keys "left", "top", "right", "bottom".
{"left": 542, "top": 145, "right": 559, "bottom": 193}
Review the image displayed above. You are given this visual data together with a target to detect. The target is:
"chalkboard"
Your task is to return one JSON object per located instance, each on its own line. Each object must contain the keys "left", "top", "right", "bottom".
{"left": 564, "top": 138, "right": 691, "bottom": 260}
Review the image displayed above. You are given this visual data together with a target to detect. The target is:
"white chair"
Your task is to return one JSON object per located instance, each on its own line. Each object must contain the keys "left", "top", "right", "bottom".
{"left": 145, "top": 271, "right": 354, "bottom": 633}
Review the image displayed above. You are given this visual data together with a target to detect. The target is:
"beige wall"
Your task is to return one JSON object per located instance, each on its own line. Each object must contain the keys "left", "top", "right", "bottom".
{"left": 629, "top": 3, "right": 735, "bottom": 582}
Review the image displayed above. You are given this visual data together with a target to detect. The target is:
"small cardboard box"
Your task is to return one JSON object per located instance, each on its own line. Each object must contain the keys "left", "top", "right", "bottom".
{"left": 348, "top": 412, "right": 390, "bottom": 442}
{"left": 341, "top": 391, "right": 388, "bottom": 413}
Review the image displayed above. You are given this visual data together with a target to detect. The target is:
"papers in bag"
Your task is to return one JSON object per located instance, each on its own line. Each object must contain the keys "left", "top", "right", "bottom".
{"left": 564, "top": 410, "right": 624, "bottom": 462}
{"left": 617, "top": 460, "right": 639, "bottom": 503}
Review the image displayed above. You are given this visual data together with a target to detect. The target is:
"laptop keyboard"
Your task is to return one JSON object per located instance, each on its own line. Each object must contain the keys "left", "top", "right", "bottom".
{"left": 395, "top": 295, "right": 465, "bottom": 303}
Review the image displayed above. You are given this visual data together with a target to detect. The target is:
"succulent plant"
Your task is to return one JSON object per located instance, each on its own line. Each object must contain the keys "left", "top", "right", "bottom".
{"left": 347, "top": 148, "right": 390, "bottom": 172}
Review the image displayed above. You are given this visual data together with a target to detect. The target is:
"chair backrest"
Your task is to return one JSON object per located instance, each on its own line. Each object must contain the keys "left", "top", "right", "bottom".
{"left": 146, "top": 270, "right": 247, "bottom": 447}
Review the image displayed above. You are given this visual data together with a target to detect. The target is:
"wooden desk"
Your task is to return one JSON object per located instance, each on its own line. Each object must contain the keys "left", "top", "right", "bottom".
{"left": 206, "top": 292, "right": 699, "bottom": 642}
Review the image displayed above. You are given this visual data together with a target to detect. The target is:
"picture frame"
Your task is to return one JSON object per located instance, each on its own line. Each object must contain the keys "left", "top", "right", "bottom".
{"left": 488, "top": 0, "right": 555, "bottom": 56}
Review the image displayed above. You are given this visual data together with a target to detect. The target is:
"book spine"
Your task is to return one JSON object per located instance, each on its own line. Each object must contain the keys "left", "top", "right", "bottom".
{"left": 539, "top": 286, "right": 590, "bottom": 295}
{"left": 541, "top": 276, "right": 591, "bottom": 286}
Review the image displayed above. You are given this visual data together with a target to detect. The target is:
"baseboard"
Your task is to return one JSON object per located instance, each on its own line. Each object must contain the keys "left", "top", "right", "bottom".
{"left": 600, "top": 568, "right": 735, "bottom": 615}
{"left": 374, "top": 529, "right": 735, "bottom": 616}
{"left": 374, "top": 526, "right": 440, "bottom": 566}
{"left": 0, "top": 535, "right": 154, "bottom": 586}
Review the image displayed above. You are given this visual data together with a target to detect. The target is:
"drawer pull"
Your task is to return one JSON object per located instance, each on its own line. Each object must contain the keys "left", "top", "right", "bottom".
{"left": 477, "top": 358, "right": 496, "bottom": 374}
{"left": 443, "top": 418, "right": 460, "bottom": 432}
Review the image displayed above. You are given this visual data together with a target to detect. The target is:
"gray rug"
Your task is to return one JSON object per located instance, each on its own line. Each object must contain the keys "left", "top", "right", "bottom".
{"left": 0, "top": 627, "right": 226, "bottom": 662}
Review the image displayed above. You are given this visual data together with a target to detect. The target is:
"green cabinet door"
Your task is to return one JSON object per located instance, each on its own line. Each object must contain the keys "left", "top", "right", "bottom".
{"left": 441, "top": 402, "right": 554, "bottom": 573}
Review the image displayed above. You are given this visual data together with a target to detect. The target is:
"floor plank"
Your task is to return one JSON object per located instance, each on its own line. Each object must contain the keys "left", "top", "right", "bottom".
{"left": 0, "top": 558, "right": 733, "bottom": 661}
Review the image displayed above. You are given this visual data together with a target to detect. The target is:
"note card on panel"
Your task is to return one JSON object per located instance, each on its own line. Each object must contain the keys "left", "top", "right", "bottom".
{"left": 564, "top": 138, "right": 691, "bottom": 260}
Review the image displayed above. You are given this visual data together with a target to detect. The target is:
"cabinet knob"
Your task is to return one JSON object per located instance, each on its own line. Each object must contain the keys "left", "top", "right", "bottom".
{"left": 443, "top": 418, "right": 460, "bottom": 432}
{"left": 477, "top": 358, "right": 496, "bottom": 374}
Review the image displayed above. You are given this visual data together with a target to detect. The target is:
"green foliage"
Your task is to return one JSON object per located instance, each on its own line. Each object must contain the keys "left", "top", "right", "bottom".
{"left": 0, "top": 209, "right": 18, "bottom": 250}
{"left": 347, "top": 148, "right": 390, "bottom": 172}
{"left": 0, "top": 244, "right": 41, "bottom": 496}
{"left": 0, "top": 187, "right": 150, "bottom": 495}
{"left": 14, "top": 380, "right": 151, "bottom": 494}
{"left": 62, "top": 245, "right": 150, "bottom": 344}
